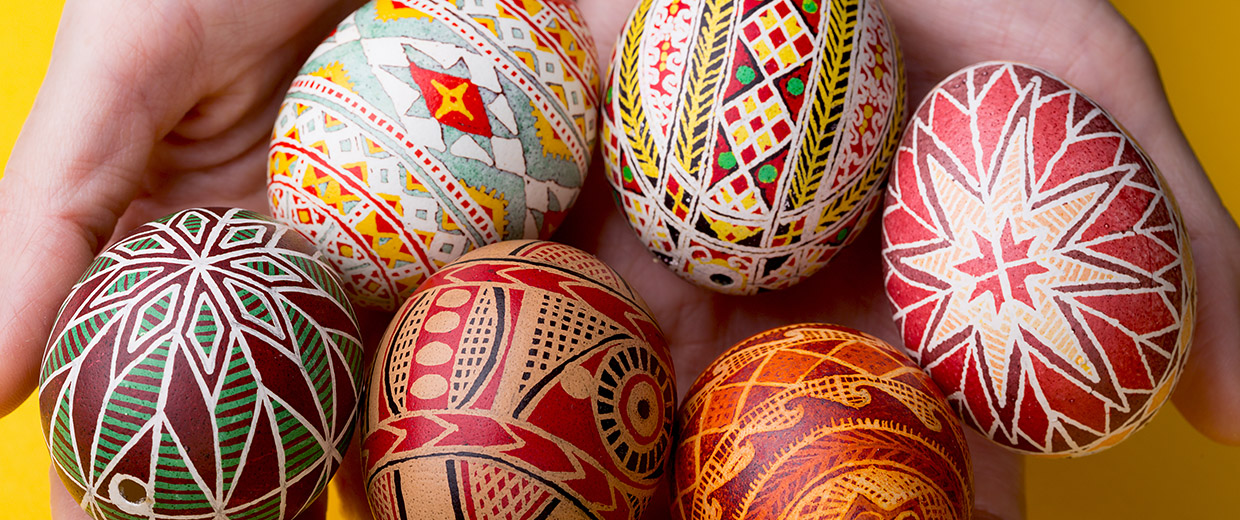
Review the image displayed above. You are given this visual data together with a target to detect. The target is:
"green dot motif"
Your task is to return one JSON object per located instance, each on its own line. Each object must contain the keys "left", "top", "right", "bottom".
{"left": 787, "top": 78, "right": 805, "bottom": 96}
{"left": 737, "top": 66, "right": 756, "bottom": 85}
{"left": 758, "top": 165, "right": 778, "bottom": 183}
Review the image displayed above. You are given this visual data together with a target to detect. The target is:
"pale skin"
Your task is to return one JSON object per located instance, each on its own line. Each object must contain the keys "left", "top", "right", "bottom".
{"left": 5, "top": 0, "right": 1237, "bottom": 518}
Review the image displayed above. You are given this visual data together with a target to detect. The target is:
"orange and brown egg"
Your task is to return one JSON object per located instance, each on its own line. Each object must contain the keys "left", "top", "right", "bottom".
{"left": 673, "top": 324, "right": 972, "bottom": 520}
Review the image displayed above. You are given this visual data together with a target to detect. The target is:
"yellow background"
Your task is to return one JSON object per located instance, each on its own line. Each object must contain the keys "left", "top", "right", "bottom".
{"left": 0, "top": 1, "right": 1235, "bottom": 518}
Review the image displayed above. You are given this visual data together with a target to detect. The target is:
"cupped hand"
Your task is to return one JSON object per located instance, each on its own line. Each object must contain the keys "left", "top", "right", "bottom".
{"left": 565, "top": 0, "right": 1240, "bottom": 519}
{"left": 1, "top": 0, "right": 365, "bottom": 518}
{"left": 8, "top": 0, "right": 1239, "bottom": 520}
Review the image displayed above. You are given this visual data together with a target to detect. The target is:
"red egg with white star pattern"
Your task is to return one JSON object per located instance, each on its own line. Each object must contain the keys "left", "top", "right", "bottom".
{"left": 881, "top": 62, "right": 1195, "bottom": 456}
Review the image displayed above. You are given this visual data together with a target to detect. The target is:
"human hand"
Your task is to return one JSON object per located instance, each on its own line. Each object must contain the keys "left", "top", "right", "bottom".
{"left": 9, "top": 1, "right": 1238, "bottom": 520}
{"left": 0, "top": 0, "right": 374, "bottom": 518}
{"left": 563, "top": 0, "right": 1240, "bottom": 519}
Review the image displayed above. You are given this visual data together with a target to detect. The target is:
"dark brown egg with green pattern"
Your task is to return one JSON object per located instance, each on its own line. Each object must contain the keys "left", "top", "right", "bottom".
{"left": 38, "top": 208, "right": 363, "bottom": 520}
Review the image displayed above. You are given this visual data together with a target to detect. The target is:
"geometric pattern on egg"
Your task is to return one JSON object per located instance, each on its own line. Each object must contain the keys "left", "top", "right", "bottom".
{"left": 270, "top": 0, "right": 599, "bottom": 310}
{"left": 603, "top": 0, "right": 904, "bottom": 294}
{"left": 882, "top": 62, "right": 1195, "bottom": 456}
{"left": 362, "top": 241, "right": 675, "bottom": 520}
{"left": 38, "top": 208, "right": 364, "bottom": 520}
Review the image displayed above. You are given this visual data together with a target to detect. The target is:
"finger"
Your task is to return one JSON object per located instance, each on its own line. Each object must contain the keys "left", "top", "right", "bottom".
{"left": 1045, "top": 7, "right": 1240, "bottom": 444}
{"left": 0, "top": 116, "right": 149, "bottom": 415}
{"left": 1168, "top": 224, "right": 1240, "bottom": 444}
{"left": 965, "top": 429, "right": 1025, "bottom": 519}
{"left": 884, "top": 0, "right": 1240, "bottom": 444}
{"left": 50, "top": 466, "right": 93, "bottom": 520}
{"left": 0, "top": 0, "right": 209, "bottom": 416}
{"left": 579, "top": 0, "right": 641, "bottom": 61}
{"left": 0, "top": 70, "right": 153, "bottom": 415}
{"left": 330, "top": 426, "right": 376, "bottom": 520}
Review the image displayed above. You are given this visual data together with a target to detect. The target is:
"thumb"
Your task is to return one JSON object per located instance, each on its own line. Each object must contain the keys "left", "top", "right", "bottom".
{"left": 0, "top": 6, "right": 158, "bottom": 415}
{"left": 50, "top": 466, "right": 93, "bottom": 520}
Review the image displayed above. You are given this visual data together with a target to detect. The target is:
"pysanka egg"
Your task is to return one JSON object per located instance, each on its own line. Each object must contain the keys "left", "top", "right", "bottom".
{"left": 674, "top": 324, "right": 973, "bottom": 520}
{"left": 38, "top": 208, "right": 364, "bottom": 520}
{"left": 361, "top": 241, "right": 675, "bottom": 520}
{"left": 269, "top": 0, "right": 599, "bottom": 310}
{"left": 602, "top": 0, "right": 905, "bottom": 294}
{"left": 881, "top": 62, "right": 1195, "bottom": 456}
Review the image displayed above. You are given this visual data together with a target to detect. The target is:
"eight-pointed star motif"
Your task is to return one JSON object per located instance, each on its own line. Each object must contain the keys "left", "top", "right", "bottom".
{"left": 881, "top": 63, "right": 1194, "bottom": 456}
{"left": 904, "top": 118, "right": 1121, "bottom": 399}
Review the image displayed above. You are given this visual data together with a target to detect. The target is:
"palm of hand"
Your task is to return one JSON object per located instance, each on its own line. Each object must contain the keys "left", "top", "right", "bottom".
{"left": 78, "top": 0, "right": 370, "bottom": 231}
{"left": 15, "top": 0, "right": 1239, "bottom": 519}
{"left": 568, "top": 0, "right": 1171, "bottom": 380}
{"left": 0, "top": 0, "right": 366, "bottom": 408}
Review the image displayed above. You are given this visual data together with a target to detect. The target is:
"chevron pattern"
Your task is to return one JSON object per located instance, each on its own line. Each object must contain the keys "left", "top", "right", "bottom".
{"left": 604, "top": 0, "right": 904, "bottom": 294}
{"left": 38, "top": 208, "right": 363, "bottom": 520}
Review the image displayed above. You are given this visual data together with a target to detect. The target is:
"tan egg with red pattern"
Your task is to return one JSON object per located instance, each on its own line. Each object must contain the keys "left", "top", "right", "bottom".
{"left": 362, "top": 241, "right": 675, "bottom": 520}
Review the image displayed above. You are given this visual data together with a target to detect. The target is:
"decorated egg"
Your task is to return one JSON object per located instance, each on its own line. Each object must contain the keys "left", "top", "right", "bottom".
{"left": 674, "top": 324, "right": 972, "bottom": 519}
{"left": 602, "top": 0, "right": 904, "bottom": 294}
{"left": 38, "top": 208, "right": 364, "bottom": 520}
{"left": 361, "top": 241, "right": 675, "bottom": 519}
{"left": 269, "top": 0, "right": 600, "bottom": 310}
{"left": 881, "top": 62, "right": 1195, "bottom": 456}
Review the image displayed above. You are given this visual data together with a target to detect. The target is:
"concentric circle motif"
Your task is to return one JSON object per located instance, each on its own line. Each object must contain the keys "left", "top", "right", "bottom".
{"left": 881, "top": 62, "right": 1195, "bottom": 456}
{"left": 38, "top": 208, "right": 364, "bottom": 520}
{"left": 362, "top": 241, "right": 675, "bottom": 520}
{"left": 595, "top": 344, "right": 675, "bottom": 475}
{"left": 269, "top": 0, "right": 599, "bottom": 310}
{"left": 603, "top": 0, "right": 905, "bottom": 294}
{"left": 674, "top": 324, "right": 972, "bottom": 520}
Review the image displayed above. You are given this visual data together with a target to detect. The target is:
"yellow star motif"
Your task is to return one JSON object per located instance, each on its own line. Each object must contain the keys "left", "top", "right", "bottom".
{"left": 432, "top": 79, "right": 474, "bottom": 121}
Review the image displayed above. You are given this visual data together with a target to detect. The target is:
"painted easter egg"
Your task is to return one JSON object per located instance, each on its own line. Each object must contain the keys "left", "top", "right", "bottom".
{"left": 361, "top": 241, "right": 675, "bottom": 519}
{"left": 881, "top": 62, "right": 1196, "bottom": 456}
{"left": 674, "top": 324, "right": 972, "bottom": 519}
{"left": 602, "top": 0, "right": 904, "bottom": 294}
{"left": 38, "top": 208, "right": 364, "bottom": 520}
{"left": 269, "top": 0, "right": 599, "bottom": 310}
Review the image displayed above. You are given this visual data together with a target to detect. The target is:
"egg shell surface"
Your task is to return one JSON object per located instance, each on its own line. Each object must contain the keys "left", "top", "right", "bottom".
{"left": 881, "top": 62, "right": 1196, "bottom": 456}
{"left": 674, "top": 323, "right": 973, "bottom": 520}
{"left": 602, "top": 0, "right": 904, "bottom": 294}
{"left": 361, "top": 240, "right": 675, "bottom": 520}
{"left": 269, "top": 0, "right": 599, "bottom": 311}
{"left": 38, "top": 208, "right": 364, "bottom": 520}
